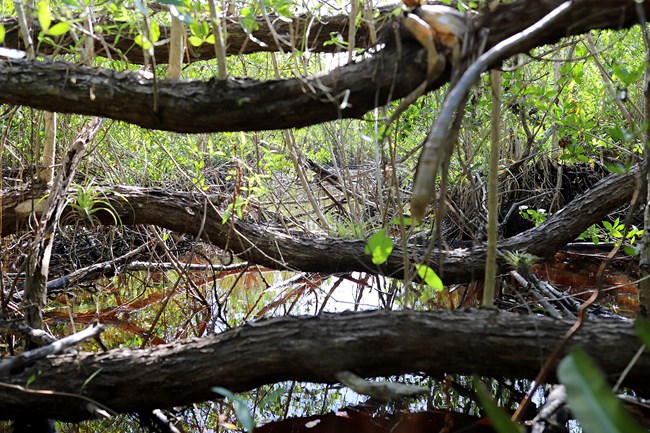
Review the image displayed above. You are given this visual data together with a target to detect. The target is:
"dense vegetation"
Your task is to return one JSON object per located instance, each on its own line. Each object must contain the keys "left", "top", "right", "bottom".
{"left": 0, "top": 0, "right": 650, "bottom": 432}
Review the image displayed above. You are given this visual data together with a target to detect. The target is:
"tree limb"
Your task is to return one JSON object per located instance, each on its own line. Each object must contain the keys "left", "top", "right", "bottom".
{"left": 0, "top": 7, "right": 384, "bottom": 64}
{"left": 0, "top": 322, "right": 105, "bottom": 376}
{"left": 0, "top": 0, "right": 647, "bottom": 133}
{"left": 0, "top": 309, "right": 645, "bottom": 421}
{"left": 1, "top": 162, "right": 643, "bottom": 284}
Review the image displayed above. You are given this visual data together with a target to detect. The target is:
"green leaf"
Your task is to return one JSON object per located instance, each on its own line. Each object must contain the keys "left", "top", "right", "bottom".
{"left": 390, "top": 215, "right": 414, "bottom": 226}
{"left": 415, "top": 264, "right": 443, "bottom": 291}
{"left": 37, "top": 0, "right": 52, "bottom": 31}
{"left": 635, "top": 319, "right": 650, "bottom": 346}
{"left": 623, "top": 245, "right": 637, "bottom": 256}
{"left": 605, "top": 163, "right": 629, "bottom": 175}
{"left": 608, "top": 126, "right": 632, "bottom": 142}
{"left": 149, "top": 21, "right": 160, "bottom": 43}
{"left": 221, "top": 205, "right": 232, "bottom": 224}
{"left": 364, "top": 229, "right": 393, "bottom": 265}
{"left": 323, "top": 32, "right": 347, "bottom": 48}
{"left": 240, "top": 7, "right": 259, "bottom": 33}
{"left": 212, "top": 387, "right": 254, "bottom": 432}
{"left": 612, "top": 63, "right": 642, "bottom": 86}
{"left": 558, "top": 349, "right": 646, "bottom": 433}
{"left": 474, "top": 378, "right": 523, "bottom": 433}
{"left": 26, "top": 371, "right": 41, "bottom": 388}
{"left": 188, "top": 35, "right": 203, "bottom": 47}
{"left": 189, "top": 21, "right": 203, "bottom": 37}
{"left": 81, "top": 368, "right": 103, "bottom": 389}
{"left": 47, "top": 22, "right": 70, "bottom": 36}
{"left": 0, "top": 24, "right": 5, "bottom": 44}
{"left": 134, "top": 33, "right": 153, "bottom": 53}
{"left": 259, "top": 386, "right": 287, "bottom": 410}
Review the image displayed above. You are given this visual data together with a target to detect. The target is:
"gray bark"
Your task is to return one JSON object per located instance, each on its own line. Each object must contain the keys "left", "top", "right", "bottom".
{"left": 0, "top": 0, "right": 647, "bottom": 133}
{"left": 0, "top": 309, "right": 645, "bottom": 421}
{"left": 2, "top": 162, "right": 642, "bottom": 284}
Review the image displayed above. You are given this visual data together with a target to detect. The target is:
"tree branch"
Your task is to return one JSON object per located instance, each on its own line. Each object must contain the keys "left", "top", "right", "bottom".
{"left": 0, "top": 7, "right": 384, "bottom": 64}
{"left": 0, "top": 309, "right": 645, "bottom": 421}
{"left": 0, "top": 0, "right": 646, "bottom": 133}
{"left": 1, "top": 162, "right": 642, "bottom": 284}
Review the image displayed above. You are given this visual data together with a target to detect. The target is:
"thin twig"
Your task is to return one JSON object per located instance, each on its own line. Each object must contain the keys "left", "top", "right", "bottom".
{"left": 0, "top": 322, "right": 105, "bottom": 376}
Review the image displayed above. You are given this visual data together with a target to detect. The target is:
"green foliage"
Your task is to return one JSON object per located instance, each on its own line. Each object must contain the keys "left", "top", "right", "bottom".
{"left": 612, "top": 62, "right": 643, "bottom": 86}
{"left": 364, "top": 229, "right": 393, "bottom": 265}
{"left": 577, "top": 218, "right": 643, "bottom": 255}
{"left": 635, "top": 319, "right": 650, "bottom": 346}
{"left": 222, "top": 195, "right": 246, "bottom": 223}
{"left": 474, "top": 378, "right": 523, "bottom": 433}
{"left": 37, "top": 0, "right": 52, "bottom": 33}
{"left": 67, "top": 183, "right": 123, "bottom": 227}
{"left": 415, "top": 264, "right": 443, "bottom": 292}
{"left": 2, "top": 3, "right": 650, "bottom": 430}
{"left": 189, "top": 21, "right": 215, "bottom": 47}
{"left": 26, "top": 370, "right": 41, "bottom": 388}
{"left": 518, "top": 206, "right": 547, "bottom": 226}
{"left": 212, "top": 387, "right": 255, "bottom": 432}
{"left": 256, "top": 386, "right": 288, "bottom": 414}
{"left": 37, "top": 0, "right": 70, "bottom": 39}
{"left": 558, "top": 349, "right": 646, "bottom": 433}
{"left": 323, "top": 32, "right": 348, "bottom": 49}
{"left": 602, "top": 217, "right": 624, "bottom": 239}
{"left": 239, "top": 5, "right": 259, "bottom": 34}
{"left": 135, "top": 20, "right": 160, "bottom": 54}
{"left": 500, "top": 250, "right": 541, "bottom": 271}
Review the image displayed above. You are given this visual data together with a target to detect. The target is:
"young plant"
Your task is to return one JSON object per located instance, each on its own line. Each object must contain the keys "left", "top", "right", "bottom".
{"left": 66, "top": 182, "right": 124, "bottom": 227}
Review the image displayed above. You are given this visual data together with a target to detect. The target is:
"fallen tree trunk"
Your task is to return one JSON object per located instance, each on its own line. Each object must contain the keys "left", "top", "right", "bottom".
{"left": 2, "top": 161, "right": 643, "bottom": 284}
{"left": 0, "top": 0, "right": 647, "bottom": 133}
{"left": 0, "top": 309, "right": 646, "bottom": 421}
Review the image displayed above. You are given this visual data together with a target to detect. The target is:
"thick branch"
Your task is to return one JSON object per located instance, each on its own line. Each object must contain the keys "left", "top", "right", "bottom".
{"left": 1, "top": 163, "right": 642, "bottom": 284}
{"left": 0, "top": 309, "right": 646, "bottom": 421}
{"left": 0, "top": 41, "right": 430, "bottom": 133}
{"left": 0, "top": 0, "right": 647, "bottom": 133}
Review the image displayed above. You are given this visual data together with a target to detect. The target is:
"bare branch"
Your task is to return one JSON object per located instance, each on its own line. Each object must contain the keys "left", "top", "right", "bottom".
{"left": 0, "top": 310, "right": 645, "bottom": 421}
{"left": 0, "top": 0, "right": 647, "bottom": 133}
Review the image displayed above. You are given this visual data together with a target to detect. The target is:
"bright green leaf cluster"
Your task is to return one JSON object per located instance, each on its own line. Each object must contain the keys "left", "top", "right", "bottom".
{"left": 37, "top": 0, "right": 70, "bottom": 38}
{"left": 189, "top": 21, "right": 216, "bottom": 47}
